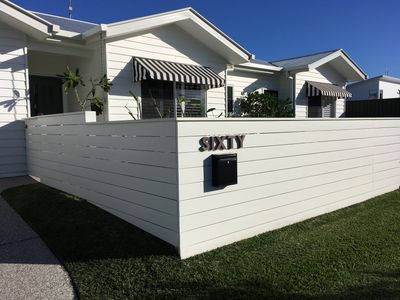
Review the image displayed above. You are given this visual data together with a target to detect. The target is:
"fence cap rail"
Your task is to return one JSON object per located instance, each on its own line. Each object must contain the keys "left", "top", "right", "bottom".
{"left": 24, "top": 111, "right": 400, "bottom": 125}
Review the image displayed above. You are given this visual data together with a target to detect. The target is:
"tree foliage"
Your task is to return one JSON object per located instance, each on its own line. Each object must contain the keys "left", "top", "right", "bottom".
{"left": 240, "top": 92, "right": 294, "bottom": 117}
{"left": 58, "top": 67, "right": 112, "bottom": 115}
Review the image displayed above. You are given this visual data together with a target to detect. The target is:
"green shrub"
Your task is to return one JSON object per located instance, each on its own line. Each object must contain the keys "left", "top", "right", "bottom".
{"left": 240, "top": 92, "right": 294, "bottom": 117}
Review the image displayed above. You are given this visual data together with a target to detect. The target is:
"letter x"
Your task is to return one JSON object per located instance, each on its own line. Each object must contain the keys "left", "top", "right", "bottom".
{"left": 215, "top": 136, "right": 227, "bottom": 150}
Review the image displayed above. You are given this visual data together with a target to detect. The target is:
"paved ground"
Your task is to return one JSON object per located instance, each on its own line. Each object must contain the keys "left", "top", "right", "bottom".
{"left": 0, "top": 176, "right": 76, "bottom": 300}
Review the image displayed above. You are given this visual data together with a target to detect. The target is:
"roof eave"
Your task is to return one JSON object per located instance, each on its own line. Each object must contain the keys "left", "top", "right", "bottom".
{"left": 82, "top": 8, "right": 252, "bottom": 62}
{"left": 0, "top": 0, "right": 57, "bottom": 39}
{"left": 308, "top": 50, "right": 367, "bottom": 80}
{"left": 239, "top": 61, "right": 282, "bottom": 72}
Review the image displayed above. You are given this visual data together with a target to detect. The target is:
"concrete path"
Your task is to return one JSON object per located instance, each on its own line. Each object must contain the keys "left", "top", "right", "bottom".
{"left": 0, "top": 176, "right": 76, "bottom": 300}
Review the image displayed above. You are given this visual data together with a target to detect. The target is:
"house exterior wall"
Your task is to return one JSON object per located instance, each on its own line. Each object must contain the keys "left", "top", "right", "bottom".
{"left": 226, "top": 70, "right": 280, "bottom": 114}
{"left": 347, "top": 79, "right": 379, "bottom": 100}
{"left": 379, "top": 80, "right": 400, "bottom": 99}
{"left": 25, "top": 112, "right": 180, "bottom": 246}
{"left": 66, "top": 43, "right": 105, "bottom": 115}
{"left": 348, "top": 79, "right": 400, "bottom": 101}
{"left": 295, "top": 65, "right": 347, "bottom": 118}
{"left": 105, "top": 24, "right": 228, "bottom": 121}
{"left": 176, "top": 118, "right": 400, "bottom": 258}
{"left": 0, "top": 22, "right": 29, "bottom": 178}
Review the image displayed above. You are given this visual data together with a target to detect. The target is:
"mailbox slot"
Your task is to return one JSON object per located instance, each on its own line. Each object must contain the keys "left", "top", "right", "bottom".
{"left": 212, "top": 154, "right": 237, "bottom": 187}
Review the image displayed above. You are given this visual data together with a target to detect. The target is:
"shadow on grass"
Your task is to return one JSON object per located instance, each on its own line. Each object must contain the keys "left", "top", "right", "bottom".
{"left": 152, "top": 269, "right": 400, "bottom": 299}
{"left": 2, "top": 183, "right": 400, "bottom": 299}
{"left": 1, "top": 183, "right": 177, "bottom": 264}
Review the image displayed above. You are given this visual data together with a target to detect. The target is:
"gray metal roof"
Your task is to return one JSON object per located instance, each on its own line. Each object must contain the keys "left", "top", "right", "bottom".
{"left": 32, "top": 12, "right": 98, "bottom": 33}
{"left": 373, "top": 75, "right": 400, "bottom": 84}
{"left": 271, "top": 49, "right": 339, "bottom": 69}
{"left": 249, "top": 58, "right": 278, "bottom": 67}
{"left": 347, "top": 75, "right": 400, "bottom": 87}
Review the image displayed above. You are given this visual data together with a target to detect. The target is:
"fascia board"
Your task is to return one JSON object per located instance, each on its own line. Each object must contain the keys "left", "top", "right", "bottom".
{"left": 0, "top": 0, "right": 54, "bottom": 38}
{"left": 83, "top": 8, "right": 252, "bottom": 61}
{"left": 240, "top": 62, "right": 282, "bottom": 72}
{"left": 309, "top": 50, "right": 367, "bottom": 80}
{"left": 339, "top": 51, "right": 368, "bottom": 80}
{"left": 105, "top": 11, "right": 189, "bottom": 40}
{"left": 188, "top": 9, "right": 252, "bottom": 60}
{"left": 308, "top": 51, "right": 341, "bottom": 70}
{"left": 188, "top": 13, "right": 250, "bottom": 61}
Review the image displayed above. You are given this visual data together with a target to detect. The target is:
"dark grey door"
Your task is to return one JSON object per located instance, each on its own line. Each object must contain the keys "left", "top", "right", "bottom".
{"left": 29, "top": 76, "right": 63, "bottom": 116}
{"left": 308, "top": 96, "right": 322, "bottom": 117}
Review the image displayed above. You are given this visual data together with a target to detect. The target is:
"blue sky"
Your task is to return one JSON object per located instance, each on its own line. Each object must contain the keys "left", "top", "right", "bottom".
{"left": 13, "top": 0, "right": 400, "bottom": 78}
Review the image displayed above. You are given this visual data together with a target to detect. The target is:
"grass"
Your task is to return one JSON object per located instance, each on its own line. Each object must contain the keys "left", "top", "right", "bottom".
{"left": 2, "top": 183, "right": 400, "bottom": 299}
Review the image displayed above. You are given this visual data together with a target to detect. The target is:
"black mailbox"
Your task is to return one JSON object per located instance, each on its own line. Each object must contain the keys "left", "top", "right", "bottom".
{"left": 212, "top": 154, "right": 237, "bottom": 187}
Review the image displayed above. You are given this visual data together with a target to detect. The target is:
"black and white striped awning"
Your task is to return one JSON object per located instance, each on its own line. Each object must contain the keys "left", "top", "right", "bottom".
{"left": 307, "top": 81, "right": 352, "bottom": 98}
{"left": 133, "top": 57, "right": 224, "bottom": 88}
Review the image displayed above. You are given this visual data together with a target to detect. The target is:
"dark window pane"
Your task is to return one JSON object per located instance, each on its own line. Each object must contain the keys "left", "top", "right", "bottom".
{"left": 29, "top": 76, "right": 63, "bottom": 116}
{"left": 308, "top": 96, "right": 322, "bottom": 117}
{"left": 141, "top": 80, "right": 174, "bottom": 118}
{"left": 227, "top": 86, "right": 233, "bottom": 113}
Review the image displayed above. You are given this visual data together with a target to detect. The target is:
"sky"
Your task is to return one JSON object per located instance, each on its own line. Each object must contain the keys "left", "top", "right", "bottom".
{"left": 12, "top": 0, "right": 400, "bottom": 78}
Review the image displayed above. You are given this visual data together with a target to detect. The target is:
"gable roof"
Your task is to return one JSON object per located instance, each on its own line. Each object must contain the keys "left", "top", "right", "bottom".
{"left": 271, "top": 49, "right": 367, "bottom": 81}
{"left": 32, "top": 11, "right": 97, "bottom": 33}
{"left": 0, "top": 0, "right": 58, "bottom": 39}
{"left": 271, "top": 49, "right": 338, "bottom": 69}
{"left": 82, "top": 8, "right": 253, "bottom": 64}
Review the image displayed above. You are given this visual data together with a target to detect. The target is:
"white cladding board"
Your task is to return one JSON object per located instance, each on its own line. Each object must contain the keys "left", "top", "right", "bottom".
{"left": 379, "top": 81, "right": 400, "bottom": 99}
{"left": 176, "top": 118, "right": 400, "bottom": 258}
{"left": 226, "top": 70, "right": 279, "bottom": 114}
{"left": 105, "top": 24, "right": 227, "bottom": 121}
{"left": 25, "top": 112, "right": 180, "bottom": 246}
{"left": 0, "top": 23, "right": 29, "bottom": 178}
{"left": 295, "top": 65, "right": 347, "bottom": 118}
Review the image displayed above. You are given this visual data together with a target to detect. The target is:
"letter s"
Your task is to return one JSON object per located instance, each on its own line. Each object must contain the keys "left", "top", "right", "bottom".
{"left": 199, "top": 137, "right": 211, "bottom": 151}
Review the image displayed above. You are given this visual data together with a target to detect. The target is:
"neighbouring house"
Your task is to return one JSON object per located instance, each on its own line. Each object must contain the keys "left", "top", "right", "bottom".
{"left": 347, "top": 75, "right": 400, "bottom": 100}
{"left": 270, "top": 50, "right": 367, "bottom": 118}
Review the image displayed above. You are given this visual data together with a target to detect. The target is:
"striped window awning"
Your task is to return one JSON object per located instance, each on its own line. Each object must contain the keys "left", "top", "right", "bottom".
{"left": 307, "top": 81, "right": 352, "bottom": 98}
{"left": 133, "top": 57, "right": 225, "bottom": 88}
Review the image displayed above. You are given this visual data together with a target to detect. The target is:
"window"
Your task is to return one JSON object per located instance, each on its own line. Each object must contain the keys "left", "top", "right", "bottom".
{"left": 369, "top": 89, "right": 378, "bottom": 99}
{"left": 322, "top": 97, "right": 336, "bottom": 118}
{"left": 227, "top": 86, "right": 234, "bottom": 114}
{"left": 141, "top": 80, "right": 174, "bottom": 118}
{"left": 176, "top": 83, "right": 206, "bottom": 117}
{"left": 308, "top": 96, "right": 322, "bottom": 117}
{"left": 308, "top": 95, "right": 336, "bottom": 118}
{"left": 141, "top": 80, "right": 206, "bottom": 118}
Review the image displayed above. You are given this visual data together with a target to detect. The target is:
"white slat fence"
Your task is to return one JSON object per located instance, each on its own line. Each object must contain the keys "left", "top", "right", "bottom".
{"left": 25, "top": 113, "right": 400, "bottom": 258}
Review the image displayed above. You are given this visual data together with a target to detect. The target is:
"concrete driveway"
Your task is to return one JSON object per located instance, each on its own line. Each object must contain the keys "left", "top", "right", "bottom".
{"left": 0, "top": 176, "right": 76, "bottom": 300}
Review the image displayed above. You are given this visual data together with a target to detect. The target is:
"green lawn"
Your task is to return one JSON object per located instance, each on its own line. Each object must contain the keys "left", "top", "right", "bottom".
{"left": 2, "top": 183, "right": 400, "bottom": 299}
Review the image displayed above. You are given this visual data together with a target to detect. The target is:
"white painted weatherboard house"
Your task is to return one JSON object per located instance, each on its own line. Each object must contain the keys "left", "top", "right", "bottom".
{"left": 2, "top": 0, "right": 398, "bottom": 259}
{"left": 347, "top": 75, "right": 400, "bottom": 100}
{"left": 0, "top": 0, "right": 366, "bottom": 178}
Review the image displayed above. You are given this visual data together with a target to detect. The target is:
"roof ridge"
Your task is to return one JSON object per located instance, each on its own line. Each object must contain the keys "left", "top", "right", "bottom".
{"left": 31, "top": 11, "right": 98, "bottom": 25}
{"left": 106, "top": 7, "right": 193, "bottom": 27}
{"left": 270, "top": 49, "right": 341, "bottom": 63}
